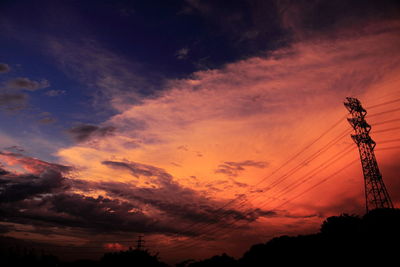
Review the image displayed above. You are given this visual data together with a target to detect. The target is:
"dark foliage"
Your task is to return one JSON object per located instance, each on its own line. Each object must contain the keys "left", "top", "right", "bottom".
{"left": 0, "top": 247, "right": 60, "bottom": 267}
{"left": 238, "top": 208, "right": 400, "bottom": 266}
{"left": 185, "top": 208, "right": 400, "bottom": 266}
{"left": 187, "top": 253, "right": 238, "bottom": 267}
{"left": 1, "top": 208, "right": 399, "bottom": 267}
{"left": 101, "top": 249, "right": 169, "bottom": 267}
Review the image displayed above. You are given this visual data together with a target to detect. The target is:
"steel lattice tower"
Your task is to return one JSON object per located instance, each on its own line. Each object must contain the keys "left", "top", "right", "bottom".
{"left": 344, "top": 97, "right": 394, "bottom": 212}
{"left": 136, "top": 235, "right": 145, "bottom": 250}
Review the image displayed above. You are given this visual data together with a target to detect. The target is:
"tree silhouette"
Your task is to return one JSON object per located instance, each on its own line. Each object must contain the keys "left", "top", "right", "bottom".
{"left": 320, "top": 213, "right": 362, "bottom": 236}
{"left": 187, "top": 253, "right": 238, "bottom": 267}
{"left": 239, "top": 208, "right": 400, "bottom": 266}
{"left": 101, "top": 248, "right": 168, "bottom": 267}
{"left": 1, "top": 208, "right": 399, "bottom": 267}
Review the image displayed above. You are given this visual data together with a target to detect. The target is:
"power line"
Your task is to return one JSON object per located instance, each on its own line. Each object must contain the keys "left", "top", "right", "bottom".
{"left": 9, "top": 131, "right": 400, "bottom": 255}
{"left": 5, "top": 101, "right": 400, "bottom": 256}
{"left": 163, "top": 143, "right": 357, "bottom": 252}
{"left": 366, "top": 97, "right": 400, "bottom": 109}
{"left": 172, "top": 109, "right": 400, "bottom": 240}
{"left": 371, "top": 118, "right": 400, "bottom": 126}
{"left": 64, "top": 106, "right": 400, "bottom": 255}
{"left": 368, "top": 107, "right": 400, "bottom": 118}
{"left": 378, "top": 138, "right": 400, "bottom": 144}
{"left": 159, "top": 118, "right": 400, "bottom": 252}
{"left": 374, "top": 126, "right": 400, "bottom": 134}
{"left": 169, "top": 125, "right": 351, "bottom": 239}
{"left": 163, "top": 115, "right": 348, "bottom": 239}
{"left": 202, "top": 114, "right": 400, "bottom": 243}
{"left": 159, "top": 109, "right": 400, "bottom": 251}
{"left": 167, "top": 153, "right": 359, "bottom": 252}
{"left": 376, "top": 145, "right": 400, "bottom": 151}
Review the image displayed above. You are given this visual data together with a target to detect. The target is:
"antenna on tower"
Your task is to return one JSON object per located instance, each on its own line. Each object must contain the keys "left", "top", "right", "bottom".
{"left": 344, "top": 97, "right": 394, "bottom": 212}
{"left": 136, "top": 235, "right": 145, "bottom": 250}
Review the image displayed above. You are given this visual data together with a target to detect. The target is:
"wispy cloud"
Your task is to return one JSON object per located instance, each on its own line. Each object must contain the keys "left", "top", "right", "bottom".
{"left": 0, "top": 77, "right": 49, "bottom": 111}
{"left": 1, "top": 10, "right": 399, "bottom": 260}
{"left": 48, "top": 39, "right": 158, "bottom": 111}
{"left": 6, "top": 77, "right": 49, "bottom": 91}
{"left": 0, "top": 63, "right": 11, "bottom": 73}
{"left": 0, "top": 93, "right": 27, "bottom": 110}
{"left": 67, "top": 124, "right": 116, "bottom": 143}
{"left": 216, "top": 160, "right": 268, "bottom": 177}
{"left": 45, "top": 89, "right": 66, "bottom": 96}
{"left": 38, "top": 117, "right": 57, "bottom": 124}
{"left": 0, "top": 153, "right": 264, "bottom": 240}
{"left": 176, "top": 47, "right": 190, "bottom": 60}
{"left": 57, "top": 21, "right": 400, "bottom": 234}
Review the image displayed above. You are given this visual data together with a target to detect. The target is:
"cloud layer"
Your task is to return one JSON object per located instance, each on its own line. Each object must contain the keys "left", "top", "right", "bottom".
{"left": 1, "top": 6, "right": 400, "bottom": 263}
{"left": 0, "top": 152, "right": 268, "bottom": 243}
{"left": 47, "top": 20, "right": 400, "bottom": 261}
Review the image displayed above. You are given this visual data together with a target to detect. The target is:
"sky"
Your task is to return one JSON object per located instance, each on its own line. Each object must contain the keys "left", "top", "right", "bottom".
{"left": 1, "top": 0, "right": 400, "bottom": 264}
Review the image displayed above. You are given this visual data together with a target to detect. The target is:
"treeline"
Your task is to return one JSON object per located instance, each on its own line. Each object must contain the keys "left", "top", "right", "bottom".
{"left": 1, "top": 208, "right": 399, "bottom": 267}
{"left": 1, "top": 246, "right": 168, "bottom": 267}
{"left": 183, "top": 208, "right": 400, "bottom": 267}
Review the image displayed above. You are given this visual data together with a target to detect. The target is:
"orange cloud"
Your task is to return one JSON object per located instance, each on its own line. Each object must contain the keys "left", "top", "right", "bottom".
{"left": 0, "top": 151, "right": 70, "bottom": 175}
{"left": 55, "top": 21, "right": 400, "bottom": 261}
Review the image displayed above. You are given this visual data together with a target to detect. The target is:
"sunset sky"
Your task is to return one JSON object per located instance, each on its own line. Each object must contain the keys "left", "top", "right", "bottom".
{"left": 1, "top": 0, "right": 400, "bottom": 264}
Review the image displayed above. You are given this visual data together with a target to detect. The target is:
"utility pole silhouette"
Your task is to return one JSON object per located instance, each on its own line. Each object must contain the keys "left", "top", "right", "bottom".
{"left": 136, "top": 235, "right": 145, "bottom": 250}
{"left": 344, "top": 97, "right": 394, "bottom": 212}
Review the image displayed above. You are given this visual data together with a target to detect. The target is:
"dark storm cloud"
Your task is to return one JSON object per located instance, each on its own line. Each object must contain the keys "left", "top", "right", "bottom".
{"left": 0, "top": 157, "right": 253, "bottom": 239}
{"left": 102, "top": 160, "right": 161, "bottom": 178}
{"left": 215, "top": 160, "right": 268, "bottom": 177}
{"left": 0, "top": 173, "right": 190, "bottom": 235}
{"left": 0, "top": 154, "right": 177, "bottom": 235}
{"left": 0, "top": 155, "right": 272, "bottom": 239}
{"left": 100, "top": 160, "right": 267, "bottom": 226}
{"left": 6, "top": 77, "right": 50, "bottom": 91}
{"left": 0, "top": 169, "right": 66, "bottom": 202}
{"left": 97, "top": 183, "right": 223, "bottom": 226}
{"left": 0, "top": 63, "right": 11, "bottom": 73}
{"left": 0, "top": 224, "right": 13, "bottom": 234}
{"left": 0, "top": 167, "right": 9, "bottom": 176}
{"left": 67, "top": 124, "right": 116, "bottom": 142}
{"left": 0, "top": 192, "right": 182, "bottom": 235}
{"left": 0, "top": 152, "right": 71, "bottom": 202}
{"left": 92, "top": 180, "right": 262, "bottom": 229}
{"left": 46, "top": 193, "right": 177, "bottom": 234}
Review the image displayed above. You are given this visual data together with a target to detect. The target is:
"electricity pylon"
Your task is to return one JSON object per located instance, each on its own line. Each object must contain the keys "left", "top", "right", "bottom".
{"left": 136, "top": 235, "right": 145, "bottom": 250}
{"left": 344, "top": 97, "right": 394, "bottom": 212}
